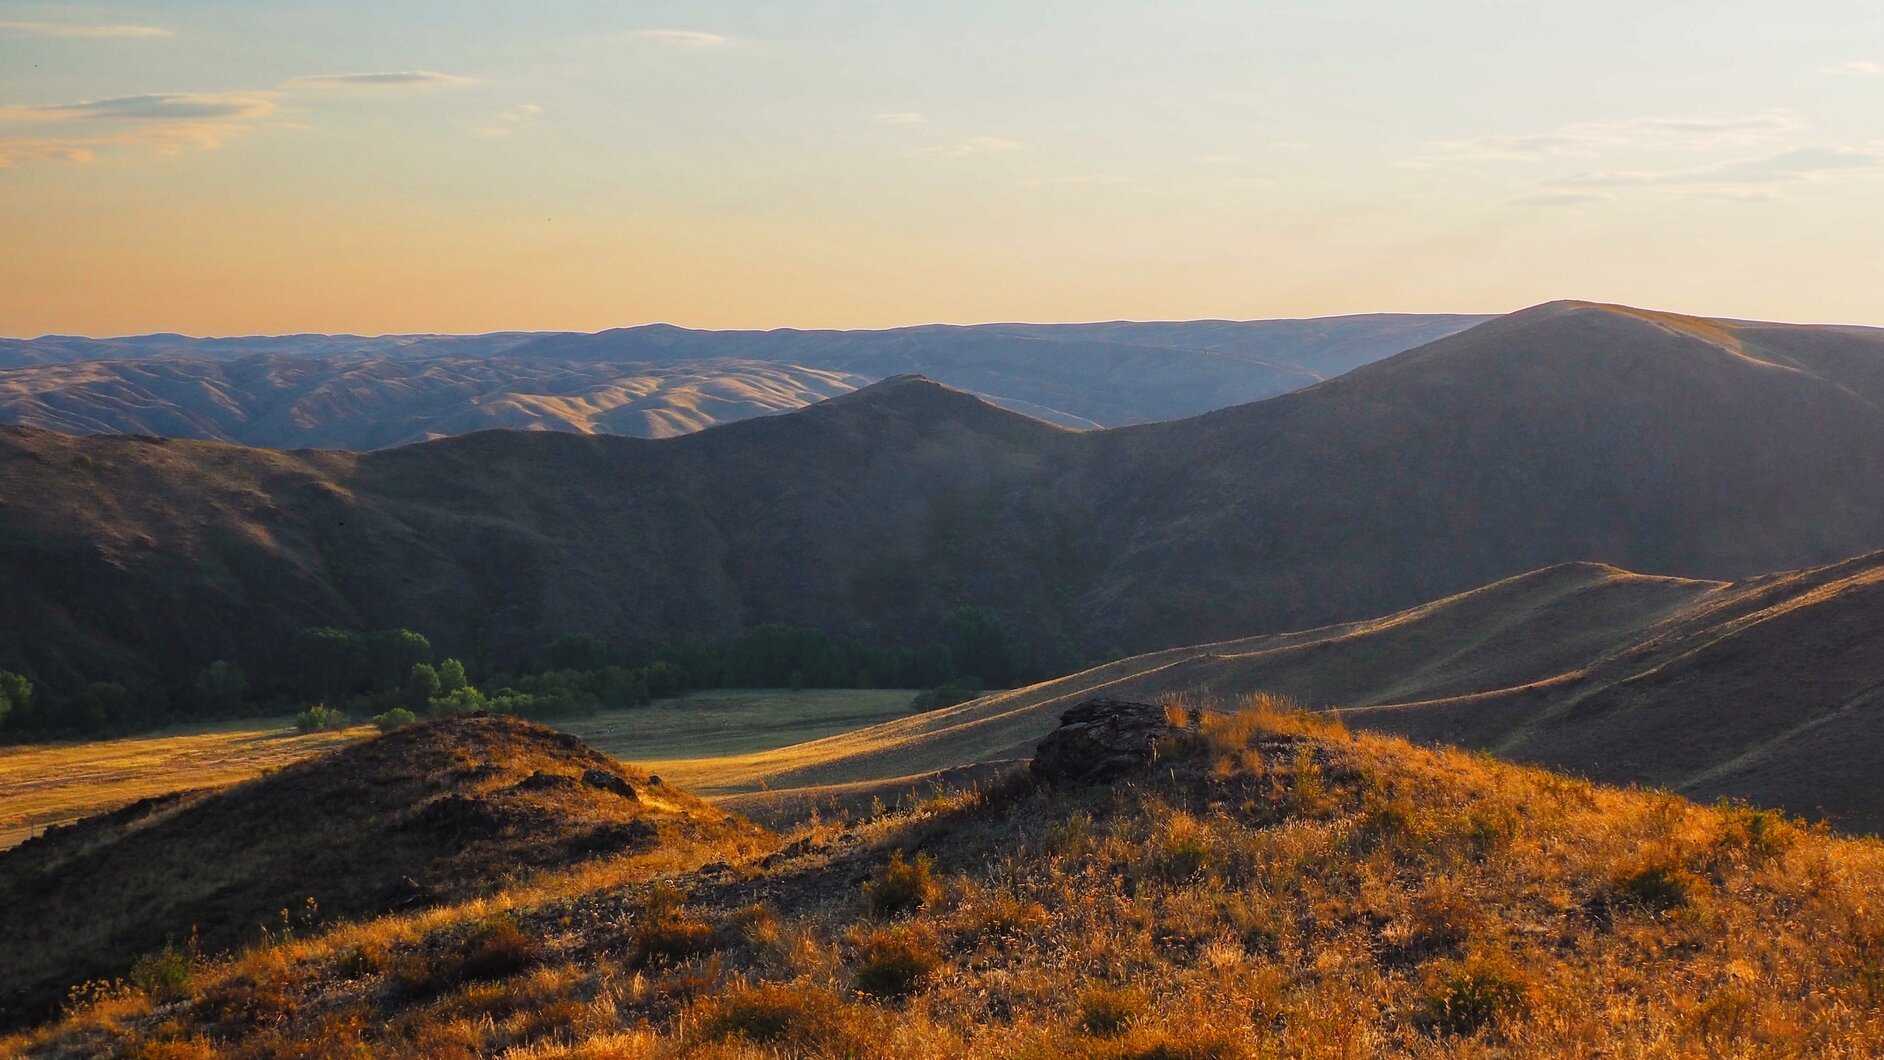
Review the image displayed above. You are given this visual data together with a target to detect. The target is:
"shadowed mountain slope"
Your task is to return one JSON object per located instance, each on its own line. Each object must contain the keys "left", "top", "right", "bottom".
{"left": 6, "top": 302, "right": 1884, "bottom": 718}
{"left": 0, "top": 714, "right": 766, "bottom": 1029}
{"left": 739, "top": 551, "right": 1884, "bottom": 830}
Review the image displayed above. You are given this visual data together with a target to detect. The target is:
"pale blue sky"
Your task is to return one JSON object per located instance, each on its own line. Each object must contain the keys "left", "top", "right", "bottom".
{"left": 2, "top": 1, "right": 1880, "bottom": 335}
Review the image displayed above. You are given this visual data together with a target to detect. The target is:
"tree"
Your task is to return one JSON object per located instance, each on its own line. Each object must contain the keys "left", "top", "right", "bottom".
{"left": 437, "top": 658, "right": 469, "bottom": 694}
{"left": 404, "top": 662, "right": 441, "bottom": 711}
{"left": 0, "top": 670, "right": 28, "bottom": 728}
{"left": 192, "top": 661, "right": 248, "bottom": 714}
{"left": 293, "top": 627, "right": 366, "bottom": 702}
{"left": 545, "top": 633, "right": 611, "bottom": 673}
{"left": 429, "top": 685, "right": 486, "bottom": 716}
{"left": 73, "top": 681, "right": 132, "bottom": 731}
{"left": 945, "top": 606, "right": 1017, "bottom": 687}
{"left": 368, "top": 629, "right": 432, "bottom": 691}
{"left": 645, "top": 660, "right": 686, "bottom": 699}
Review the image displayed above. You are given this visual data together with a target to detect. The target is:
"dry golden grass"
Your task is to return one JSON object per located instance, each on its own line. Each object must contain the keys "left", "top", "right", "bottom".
{"left": 0, "top": 690, "right": 919, "bottom": 852}
{"left": 11, "top": 693, "right": 1884, "bottom": 1057}
{"left": 0, "top": 717, "right": 369, "bottom": 849}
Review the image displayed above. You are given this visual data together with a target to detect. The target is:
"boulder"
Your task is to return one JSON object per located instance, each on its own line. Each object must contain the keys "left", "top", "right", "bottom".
{"left": 1030, "top": 699, "right": 1176, "bottom": 787}
{"left": 581, "top": 768, "right": 639, "bottom": 801}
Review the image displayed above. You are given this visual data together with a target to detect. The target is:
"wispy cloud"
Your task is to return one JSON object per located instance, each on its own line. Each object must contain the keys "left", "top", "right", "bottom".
{"left": 0, "top": 92, "right": 277, "bottom": 123}
{"left": 919, "top": 135, "right": 1024, "bottom": 158}
{"left": 1556, "top": 145, "right": 1883, "bottom": 190}
{"left": 0, "top": 91, "right": 277, "bottom": 168}
{"left": 0, "top": 136, "right": 98, "bottom": 167}
{"left": 286, "top": 71, "right": 475, "bottom": 89}
{"left": 875, "top": 112, "right": 927, "bottom": 126}
{"left": 1828, "top": 60, "right": 1882, "bottom": 77}
{"left": 633, "top": 29, "right": 729, "bottom": 48}
{"left": 474, "top": 103, "right": 543, "bottom": 139}
{"left": 1415, "top": 110, "right": 1801, "bottom": 165}
{"left": 1496, "top": 145, "right": 1883, "bottom": 206}
{"left": 0, "top": 20, "right": 171, "bottom": 39}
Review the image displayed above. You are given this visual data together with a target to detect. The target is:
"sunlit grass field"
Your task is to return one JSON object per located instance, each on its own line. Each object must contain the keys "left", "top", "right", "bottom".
{"left": 0, "top": 689, "right": 919, "bottom": 851}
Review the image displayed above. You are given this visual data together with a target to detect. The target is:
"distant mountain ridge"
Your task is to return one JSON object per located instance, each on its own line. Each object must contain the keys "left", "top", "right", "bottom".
{"left": 0, "top": 314, "right": 1488, "bottom": 446}
{"left": 5, "top": 301, "right": 1884, "bottom": 720}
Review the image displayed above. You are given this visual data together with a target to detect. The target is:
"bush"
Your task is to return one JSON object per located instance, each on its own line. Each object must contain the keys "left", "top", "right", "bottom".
{"left": 631, "top": 883, "right": 717, "bottom": 966}
{"left": 129, "top": 942, "right": 194, "bottom": 1002}
{"left": 695, "top": 983, "right": 866, "bottom": 1052}
{"left": 864, "top": 851, "right": 941, "bottom": 918}
{"left": 1077, "top": 984, "right": 1144, "bottom": 1036}
{"left": 293, "top": 704, "right": 347, "bottom": 733}
{"left": 371, "top": 707, "right": 417, "bottom": 732}
{"left": 1610, "top": 861, "right": 1695, "bottom": 914}
{"left": 851, "top": 923, "right": 943, "bottom": 998}
{"left": 911, "top": 679, "right": 983, "bottom": 711}
{"left": 1414, "top": 952, "right": 1534, "bottom": 1036}
{"left": 457, "top": 916, "right": 544, "bottom": 982}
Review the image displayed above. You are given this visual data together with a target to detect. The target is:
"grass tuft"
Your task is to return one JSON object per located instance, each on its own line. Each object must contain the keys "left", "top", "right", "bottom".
{"left": 864, "top": 850, "right": 942, "bottom": 918}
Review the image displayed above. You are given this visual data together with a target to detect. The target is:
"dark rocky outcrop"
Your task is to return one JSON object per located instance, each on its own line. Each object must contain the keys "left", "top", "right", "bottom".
{"left": 582, "top": 769, "right": 639, "bottom": 800}
{"left": 1030, "top": 699, "right": 1176, "bottom": 787}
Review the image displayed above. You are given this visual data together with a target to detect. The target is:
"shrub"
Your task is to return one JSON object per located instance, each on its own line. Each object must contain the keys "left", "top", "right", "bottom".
{"left": 293, "top": 704, "right": 347, "bottom": 733}
{"left": 456, "top": 916, "right": 544, "bottom": 983}
{"left": 129, "top": 942, "right": 194, "bottom": 1002}
{"left": 851, "top": 924, "right": 942, "bottom": 999}
{"left": 631, "top": 883, "right": 717, "bottom": 966}
{"left": 1078, "top": 984, "right": 1145, "bottom": 1036}
{"left": 864, "top": 851, "right": 942, "bottom": 918}
{"left": 1153, "top": 813, "right": 1217, "bottom": 882}
{"left": 1413, "top": 951, "right": 1534, "bottom": 1037}
{"left": 695, "top": 982, "right": 866, "bottom": 1052}
{"left": 910, "top": 679, "right": 983, "bottom": 712}
{"left": 1610, "top": 861, "right": 1695, "bottom": 914}
{"left": 371, "top": 707, "right": 417, "bottom": 732}
{"left": 632, "top": 915, "right": 716, "bottom": 966}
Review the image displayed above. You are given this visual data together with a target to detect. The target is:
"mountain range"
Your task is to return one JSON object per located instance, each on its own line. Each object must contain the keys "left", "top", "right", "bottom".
{"left": 0, "top": 315, "right": 1487, "bottom": 446}
{"left": 7, "top": 300, "right": 1884, "bottom": 714}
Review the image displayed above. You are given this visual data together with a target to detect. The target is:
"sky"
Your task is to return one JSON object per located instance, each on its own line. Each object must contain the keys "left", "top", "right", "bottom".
{"left": 1, "top": 1, "right": 1880, "bottom": 336}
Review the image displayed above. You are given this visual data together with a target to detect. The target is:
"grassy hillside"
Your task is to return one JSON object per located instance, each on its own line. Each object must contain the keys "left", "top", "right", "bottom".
{"left": 7, "top": 701, "right": 1882, "bottom": 1056}
{"left": 0, "top": 717, "right": 371, "bottom": 851}
{"left": 0, "top": 715, "right": 767, "bottom": 1029}
{"left": 9, "top": 301, "right": 1884, "bottom": 721}
{"left": 0, "top": 690, "right": 920, "bottom": 852}
{"left": 733, "top": 552, "right": 1884, "bottom": 831}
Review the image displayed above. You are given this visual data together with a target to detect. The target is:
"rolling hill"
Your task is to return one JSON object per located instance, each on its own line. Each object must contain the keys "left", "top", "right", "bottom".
{"left": 6, "top": 300, "right": 1884, "bottom": 720}
{"left": 0, "top": 714, "right": 765, "bottom": 1028}
{"left": 0, "top": 356, "right": 871, "bottom": 447}
{"left": 0, "top": 314, "right": 1485, "bottom": 445}
{"left": 724, "top": 550, "right": 1884, "bottom": 831}
{"left": 7, "top": 704, "right": 1884, "bottom": 1055}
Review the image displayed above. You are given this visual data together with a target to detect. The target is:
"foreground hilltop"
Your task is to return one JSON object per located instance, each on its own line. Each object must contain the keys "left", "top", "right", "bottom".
{"left": 0, "top": 715, "right": 766, "bottom": 1030}
{"left": 6, "top": 703, "right": 1882, "bottom": 1056}
{"left": 737, "top": 550, "right": 1884, "bottom": 831}
{"left": 7, "top": 301, "right": 1884, "bottom": 715}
